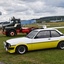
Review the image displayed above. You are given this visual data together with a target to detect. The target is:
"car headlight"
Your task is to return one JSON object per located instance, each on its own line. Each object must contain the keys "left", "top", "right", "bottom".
{"left": 4, "top": 42, "right": 11, "bottom": 49}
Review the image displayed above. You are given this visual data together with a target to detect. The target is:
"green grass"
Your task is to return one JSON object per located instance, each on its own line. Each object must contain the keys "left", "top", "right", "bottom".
{"left": 0, "top": 22, "right": 64, "bottom": 64}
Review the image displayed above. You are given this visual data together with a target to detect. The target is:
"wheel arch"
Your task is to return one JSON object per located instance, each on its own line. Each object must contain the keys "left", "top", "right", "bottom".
{"left": 58, "top": 40, "right": 64, "bottom": 43}
{"left": 9, "top": 29, "right": 16, "bottom": 33}
{"left": 6, "top": 28, "right": 16, "bottom": 33}
{"left": 57, "top": 40, "right": 64, "bottom": 48}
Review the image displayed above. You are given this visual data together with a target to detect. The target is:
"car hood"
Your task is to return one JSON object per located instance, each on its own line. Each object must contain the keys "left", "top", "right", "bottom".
{"left": 6, "top": 37, "right": 32, "bottom": 45}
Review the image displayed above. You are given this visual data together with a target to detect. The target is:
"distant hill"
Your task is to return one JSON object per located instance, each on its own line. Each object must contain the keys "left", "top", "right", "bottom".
{"left": 36, "top": 16, "right": 64, "bottom": 23}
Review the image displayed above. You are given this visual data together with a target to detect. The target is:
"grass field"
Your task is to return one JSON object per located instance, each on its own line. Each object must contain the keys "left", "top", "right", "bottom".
{"left": 0, "top": 22, "right": 64, "bottom": 64}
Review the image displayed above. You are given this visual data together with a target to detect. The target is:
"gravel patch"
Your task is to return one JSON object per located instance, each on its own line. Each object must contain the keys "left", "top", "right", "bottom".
{"left": 0, "top": 62, "right": 5, "bottom": 64}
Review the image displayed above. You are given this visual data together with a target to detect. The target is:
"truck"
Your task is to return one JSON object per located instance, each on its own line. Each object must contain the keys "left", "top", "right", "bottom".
{"left": 2, "top": 17, "right": 36, "bottom": 36}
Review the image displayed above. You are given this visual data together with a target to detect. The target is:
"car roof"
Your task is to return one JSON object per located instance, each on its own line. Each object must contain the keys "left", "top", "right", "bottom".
{"left": 34, "top": 28, "right": 57, "bottom": 32}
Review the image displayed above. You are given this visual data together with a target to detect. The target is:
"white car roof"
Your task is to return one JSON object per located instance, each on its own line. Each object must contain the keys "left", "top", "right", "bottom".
{"left": 33, "top": 28, "right": 63, "bottom": 35}
{"left": 34, "top": 28, "right": 57, "bottom": 32}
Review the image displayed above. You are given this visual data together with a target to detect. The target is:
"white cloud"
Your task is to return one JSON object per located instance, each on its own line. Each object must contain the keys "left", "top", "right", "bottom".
{"left": 43, "top": 0, "right": 64, "bottom": 7}
{"left": 27, "top": 1, "right": 45, "bottom": 13}
{"left": 55, "top": 7, "right": 64, "bottom": 16}
{"left": 0, "top": 7, "right": 7, "bottom": 14}
{"left": 0, "top": 0, "right": 64, "bottom": 21}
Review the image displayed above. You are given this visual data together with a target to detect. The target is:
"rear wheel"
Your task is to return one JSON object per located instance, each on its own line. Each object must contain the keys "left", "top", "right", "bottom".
{"left": 58, "top": 41, "right": 64, "bottom": 49}
{"left": 16, "top": 45, "right": 27, "bottom": 54}
{"left": 9, "top": 30, "right": 16, "bottom": 36}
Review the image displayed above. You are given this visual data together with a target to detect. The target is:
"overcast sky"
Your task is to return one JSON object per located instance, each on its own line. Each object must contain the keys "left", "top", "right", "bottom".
{"left": 0, "top": 0, "right": 64, "bottom": 21}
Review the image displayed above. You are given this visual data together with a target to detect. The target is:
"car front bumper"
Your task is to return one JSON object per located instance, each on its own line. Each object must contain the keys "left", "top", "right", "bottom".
{"left": 4, "top": 42, "right": 16, "bottom": 53}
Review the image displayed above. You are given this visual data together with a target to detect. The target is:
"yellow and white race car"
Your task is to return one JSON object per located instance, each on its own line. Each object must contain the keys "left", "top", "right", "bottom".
{"left": 4, "top": 28, "right": 64, "bottom": 54}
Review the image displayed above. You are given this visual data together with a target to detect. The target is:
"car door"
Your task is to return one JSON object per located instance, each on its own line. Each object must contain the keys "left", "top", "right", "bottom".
{"left": 49, "top": 30, "right": 61, "bottom": 47}
{"left": 31, "top": 30, "right": 60, "bottom": 50}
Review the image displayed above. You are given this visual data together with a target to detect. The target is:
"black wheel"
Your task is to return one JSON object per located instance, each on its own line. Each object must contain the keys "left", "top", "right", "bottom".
{"left": 9, "top": 30, "right": 16, "bottom": 36}
{"left": 58, "top": 41, "right": 64, "bottom": 49}
{"left": 16, "top": 46, "right": 27, "bottom": 54}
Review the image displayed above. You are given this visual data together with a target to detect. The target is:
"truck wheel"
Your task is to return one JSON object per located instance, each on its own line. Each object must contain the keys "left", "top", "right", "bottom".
{"left": 9, "top": 30, "right": 16, "bottom": 36}
{"left": 16, "top": 45, "right": 27, "bottom": 54}
{"left": 58, "top": 41, "right": 64, "bottom": 49}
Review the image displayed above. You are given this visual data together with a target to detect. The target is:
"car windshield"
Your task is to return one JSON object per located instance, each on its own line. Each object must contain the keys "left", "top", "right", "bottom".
{"left": 26, "top": 31, "right": 38, "bottom": 39}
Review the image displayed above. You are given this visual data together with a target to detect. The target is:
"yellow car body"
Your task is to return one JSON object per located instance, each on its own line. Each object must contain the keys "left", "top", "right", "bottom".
{"left": 4, "top": 28, "right": 64, "bottom": 54}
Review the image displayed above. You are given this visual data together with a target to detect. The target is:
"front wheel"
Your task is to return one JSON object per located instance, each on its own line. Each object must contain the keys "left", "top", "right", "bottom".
{"left": 58, "top": 42, "right": 64, "bottom": 49}
{"left": 9, "top": 30, "right": 16, "bottom": 36}
{"left": 16, "top": 46, "right": 27, "bottom": 54}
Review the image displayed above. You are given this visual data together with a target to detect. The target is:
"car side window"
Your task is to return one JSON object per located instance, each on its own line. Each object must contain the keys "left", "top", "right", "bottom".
{"left": 51, "top": 30, "right": 60, "bottom": 37}
{"left": 35, "top": 31, "right": 50, "bottom": 38}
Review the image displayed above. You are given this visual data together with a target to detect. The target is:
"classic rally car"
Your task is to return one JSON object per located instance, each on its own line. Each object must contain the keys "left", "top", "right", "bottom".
{"left": 4, "top": 28, "right": 64, "bottom": 54}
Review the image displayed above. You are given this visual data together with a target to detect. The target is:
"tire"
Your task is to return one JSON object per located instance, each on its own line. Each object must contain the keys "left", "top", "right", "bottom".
{"left": 9, "top": 30, "right": 16, "bottom": 36}
{"left": 16, "top": 45, "right": 27, "bottom": 54}
{"left": 58, "top": 41, "right": 64, "bottom": 49}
